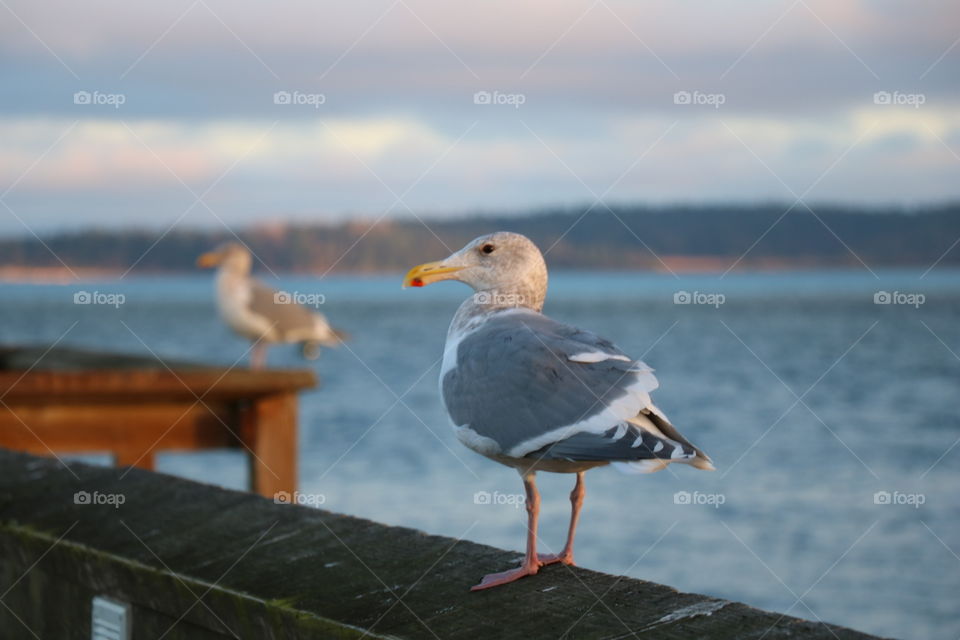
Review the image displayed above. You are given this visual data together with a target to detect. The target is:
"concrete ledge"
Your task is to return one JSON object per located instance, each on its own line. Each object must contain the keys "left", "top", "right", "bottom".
{"left": 0, "top": 449, "right": 888, "bottom": 639}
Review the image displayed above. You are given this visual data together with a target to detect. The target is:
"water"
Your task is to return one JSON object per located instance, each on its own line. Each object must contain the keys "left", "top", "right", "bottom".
{"left": 1, "top": 269, "right": 958, "bottom": 639}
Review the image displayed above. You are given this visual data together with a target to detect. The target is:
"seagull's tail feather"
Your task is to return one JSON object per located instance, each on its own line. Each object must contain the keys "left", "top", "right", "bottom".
{"left": 301, "top": 341, "right": 322, "bottom": 360}
{"left": 686, "top": 455, "right": 716, "bottom": 471}
{"left": 302, "top": 327, "right": 349, "bottom": 359}
{"left": 630, "top": 412, "right": 715, "bottom": 472}
{"left": 301, "top": 327, "right": 350, "bottom": 359}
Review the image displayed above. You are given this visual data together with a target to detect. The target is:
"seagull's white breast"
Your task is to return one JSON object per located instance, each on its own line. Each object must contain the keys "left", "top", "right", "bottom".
{"left": 215, "top": 272, "right": 273, "bottom": 340}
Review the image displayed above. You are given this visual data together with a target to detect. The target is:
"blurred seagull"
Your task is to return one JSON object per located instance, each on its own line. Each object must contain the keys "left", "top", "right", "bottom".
{"left": 198, "top": 243, "right": 345, "bottom": 369}
{"left": 404, "top": 232, "right": 713, "bottom": 591}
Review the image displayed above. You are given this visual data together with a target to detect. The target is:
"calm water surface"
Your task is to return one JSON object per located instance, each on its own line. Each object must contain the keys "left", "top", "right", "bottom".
{"left": 1, "top": 269, "right": 958, "bottom": 639}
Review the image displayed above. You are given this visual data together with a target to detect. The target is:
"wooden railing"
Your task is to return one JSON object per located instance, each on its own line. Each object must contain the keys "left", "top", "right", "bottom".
{"left": 0, "top": 450, "right": 887, "bottom": 639}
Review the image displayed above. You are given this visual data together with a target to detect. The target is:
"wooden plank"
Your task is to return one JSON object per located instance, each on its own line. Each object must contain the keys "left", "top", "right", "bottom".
{"left": 0, "top": 402, "right": 238, "bottom": 452}
{"left": 0, "top": 368, "right": 316, "bottom": 401}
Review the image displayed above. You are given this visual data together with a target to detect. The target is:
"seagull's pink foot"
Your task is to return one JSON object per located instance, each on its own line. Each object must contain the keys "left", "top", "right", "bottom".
{"left": 537, "top": 552, "right": 575, "bottom": 566}
{"left": 470, "top": 562, "right": 540, "bottom": 591}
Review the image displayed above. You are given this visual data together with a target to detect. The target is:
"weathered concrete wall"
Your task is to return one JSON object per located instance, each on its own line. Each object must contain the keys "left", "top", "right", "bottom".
{"left": 0, "top": 449, "right": 889, "bottom": 639}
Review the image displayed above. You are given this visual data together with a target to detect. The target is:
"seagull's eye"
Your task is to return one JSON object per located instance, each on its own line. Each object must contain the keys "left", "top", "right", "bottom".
{"left": 481, "top": 244, "right": 495, "bottom": 255}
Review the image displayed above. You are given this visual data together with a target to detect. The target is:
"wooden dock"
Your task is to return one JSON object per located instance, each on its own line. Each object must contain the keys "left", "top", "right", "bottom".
{"left": 0, "top": 450, "right": 890, "bottom": 639}
{"left": 0, "top": 345, "right": 316, "bottom": 499}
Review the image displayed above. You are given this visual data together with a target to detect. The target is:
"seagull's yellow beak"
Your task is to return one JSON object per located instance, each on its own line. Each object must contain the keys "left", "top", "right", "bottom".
{"left": 196, "top": 251, "right": 222, "bottom": 268}
{"left": 402, "top": 261, "right": 465, "bottom": 288}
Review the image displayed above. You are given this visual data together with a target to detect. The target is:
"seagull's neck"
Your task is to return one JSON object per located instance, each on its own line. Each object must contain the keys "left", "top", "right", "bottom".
{"left": 216, "top": 267, "right": 246, "bottom": 285}
{"left": 448, "top": 286, "right": 545, "bottom": 338}
{"left": 215, "top": 267, "right": 252, "bottom": 301}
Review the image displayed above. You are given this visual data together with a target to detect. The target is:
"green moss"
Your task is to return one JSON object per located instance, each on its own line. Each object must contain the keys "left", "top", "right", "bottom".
{"left": 264, "top": 595, "right": 300, "bottom": 611}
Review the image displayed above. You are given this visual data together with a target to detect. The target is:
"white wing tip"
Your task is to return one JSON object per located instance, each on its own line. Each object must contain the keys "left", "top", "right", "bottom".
{"left": 568, "top": 351, "right": 632, "bottom": 364}
{"left": 613, "top": 459, "right": 670, "bottom": 474}
{"left": 690, "top": 457, "right": 716, "bottom": 471}
{"left": 613, "top": 455, "right": 715, "bottom": 474}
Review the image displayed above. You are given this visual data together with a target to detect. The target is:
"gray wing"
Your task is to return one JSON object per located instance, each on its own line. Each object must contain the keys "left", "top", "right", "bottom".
{"left": 442, "top": 310, "right": 701, "bottom": 463}
{"left": 248, "top": 280, "right": 324, "bottom": 338}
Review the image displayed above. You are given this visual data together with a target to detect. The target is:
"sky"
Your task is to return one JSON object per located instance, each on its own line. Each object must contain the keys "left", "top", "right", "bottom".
{"left": 1, "top": 0, "right": 958, "bottom": 235}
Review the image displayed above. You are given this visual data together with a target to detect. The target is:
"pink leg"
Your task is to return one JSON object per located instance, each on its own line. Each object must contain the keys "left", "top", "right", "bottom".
{"left": 251, "top": 342, "right": 268, "bottom": 369}
{"left": 539, "top": 471, "right": 585, "bottom": 566}
{"left": 471, "top": 472, "right": 542, "bottom": 591}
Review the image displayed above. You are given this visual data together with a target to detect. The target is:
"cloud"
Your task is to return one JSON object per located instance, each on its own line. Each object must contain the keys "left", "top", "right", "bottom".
{"left": 0, "top": 0, "right": 957, "bottom": 231}
{"left": 3, "top": 0, "right": 958, "bottom": 118}
{"left": 2, "top": 106, "right": 957, "bottom": 232}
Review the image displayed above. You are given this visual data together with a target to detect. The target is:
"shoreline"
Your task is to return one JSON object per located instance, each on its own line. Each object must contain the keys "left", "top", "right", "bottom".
{"left": 0, "top": 259, "right": 954, "bottom": 284}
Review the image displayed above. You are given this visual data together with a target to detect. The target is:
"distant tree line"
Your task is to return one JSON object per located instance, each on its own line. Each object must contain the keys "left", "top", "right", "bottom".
{"left": 1, "top": 202, "right": 958, "bottom": 273}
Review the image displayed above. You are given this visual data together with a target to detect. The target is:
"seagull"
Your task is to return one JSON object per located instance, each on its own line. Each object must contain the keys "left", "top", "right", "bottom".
{"left": 198, "top": 243, "right": 345, "bottom": 369}
{"left": 403, "top": 232, "right": 713, "bottom": 591}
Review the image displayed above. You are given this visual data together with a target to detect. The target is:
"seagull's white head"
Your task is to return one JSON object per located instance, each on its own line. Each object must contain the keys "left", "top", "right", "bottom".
{"left": 403, "top": 232, "right": 548, "bottom": 311}
{"left": 197, "top": 242, "right": 252, "bottom": 274}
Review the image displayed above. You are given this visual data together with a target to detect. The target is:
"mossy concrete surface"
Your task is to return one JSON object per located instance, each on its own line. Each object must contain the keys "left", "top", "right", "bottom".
{"left": 0, "top": 449, "right": 888, "bottom": 639}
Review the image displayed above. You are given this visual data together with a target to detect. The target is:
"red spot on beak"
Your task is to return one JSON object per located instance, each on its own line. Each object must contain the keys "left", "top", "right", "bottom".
{"left": 411, "top": 278, "right": 424, "bottom": 287}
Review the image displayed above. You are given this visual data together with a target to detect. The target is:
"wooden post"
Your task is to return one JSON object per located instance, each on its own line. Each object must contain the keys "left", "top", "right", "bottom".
{"left": 246, "top": 392, "right": 298, "bottom": 500}
{"left": 115, "top": 449, "right": 155, "bottom": 470}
